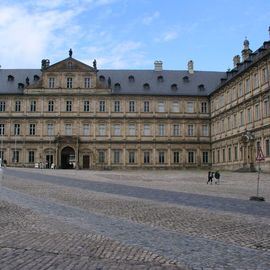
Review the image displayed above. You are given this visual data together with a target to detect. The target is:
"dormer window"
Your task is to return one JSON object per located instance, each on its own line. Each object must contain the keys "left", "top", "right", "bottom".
{"left": 171, "top": 84, "right": 178, "bottom": 91}
{"left": 157, "top": 75, "right": 164, "bottom": 82}
{"left": 143, "top": 83, "right": 150, "bottom": 90}
{"left": 99, "top": 75, "right": 105, "bottom": 82}
{"left": 198, "top": 84, "right": 205, "bottom": 91}
{"left": 18, "top": 83, "right": 24, "bottom": 89}
{"left": 114, "top": 83, "right": 121, "bottom": 91}
{"left": 8, "top": 75, "right": 14, "bottom": 81}
{"left": 183, "top": 76, "right": 189, "bottom": 82}
{"left": 128, "top": 75, "right": 135, "bottom": 82}
{"left": 34, "top": 75, "right": 40, "bottom": 81}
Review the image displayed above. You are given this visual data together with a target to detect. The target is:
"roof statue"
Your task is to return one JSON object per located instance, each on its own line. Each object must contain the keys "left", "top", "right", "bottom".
{"left": 69, "top": 49, "right": 73, "bottom": 58}
{"left": 93, "top": 59, "right": 97, "bottom": 70}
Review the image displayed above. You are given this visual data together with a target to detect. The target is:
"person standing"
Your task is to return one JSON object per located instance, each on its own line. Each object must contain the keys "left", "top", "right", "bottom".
{"left": 207, "top": 171, "right": 213, "bottom": 184}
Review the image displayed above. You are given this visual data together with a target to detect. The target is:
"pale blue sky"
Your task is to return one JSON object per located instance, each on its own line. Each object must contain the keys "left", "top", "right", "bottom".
{"left": 0, "top": 0, "right": 270, "bottom": 71}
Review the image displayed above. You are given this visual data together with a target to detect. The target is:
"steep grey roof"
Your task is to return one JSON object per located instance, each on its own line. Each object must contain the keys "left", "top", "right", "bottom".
{"left": 98, "top": 70, "right": 225, "bottom": 96}
{"left": 0, "top": 69, "right": 41, "bottom": 94}
{"left": 0, "top": 68, "right": 225, "bottom": 96}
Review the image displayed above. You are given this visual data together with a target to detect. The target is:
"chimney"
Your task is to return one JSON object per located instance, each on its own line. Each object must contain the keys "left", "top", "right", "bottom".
{"left": 233, "top": 55, "right": 241, "bottom": 67}
{"left": 41, "top": 59, "right": 50, "bottom": 70}
{"left": 188, "top": 60, "right": 194, "bottom": 74}
{"left": 154, "top": 60, "right": 163, "bottom": 71}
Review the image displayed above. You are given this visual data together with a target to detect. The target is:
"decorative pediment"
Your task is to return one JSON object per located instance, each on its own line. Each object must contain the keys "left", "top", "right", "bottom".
{"left": 43, "top": 57, "right": 96, "bottom": 73}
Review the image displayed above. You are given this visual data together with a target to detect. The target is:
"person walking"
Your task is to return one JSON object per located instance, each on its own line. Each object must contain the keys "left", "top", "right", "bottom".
{"left": 214, "top": 171, "right": 220, "bottom": 184}
{"left": 207, "top": 171, "right": 213, "bottom": 184}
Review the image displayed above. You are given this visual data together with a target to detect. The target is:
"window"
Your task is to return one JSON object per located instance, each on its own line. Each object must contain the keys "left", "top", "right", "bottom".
{"left": 228, "top": 147, "right": 232, "bottom": 162}
{"left": 98, "top": 151, "right": 105, "bottom": 163}
{"left": 99, "top": 100, "right": 105, "bottom": 112}
{"left": 67, "top": 77, "right": 73, "bottom": 88}
{"left": 15, "top": 100, "right": 21, "bottom": 112}
{"left": 266, "top": 139, "right": 270, "bottom": 157}
{"left": 48, "top": 77, "right": 55, "bottom": 88}
{"left": 202, "top": 151, "right": 209, "bottom": 164}
{"left": 234, "top": 146, "right": 238, "bottom": 160}
{"left": 245, "top": 78, "right": 250, "bottom": 93}
{"left": 84, "top": 77, "right": 91, "bottom": 88}
{"left": 127, "top": 124, "right": 135, "bottom": 136}
{"left": 14, "top": 124, "right": 20, "bottom": 135}
{"left": 173, "top": 124, "right": 180, "bottom": 136}
{"left": 158, "top": 151, "right": 165, "bottom": 164}
{"left": 227, "top": 116, "right": 231, "bottom": 130}
{"left": 114, "top": 101, "right": 120, "bottom": 112}
{"left": 255, "top": 104, "right": 260, "bottom": 121}
{"left": 114, "top": 83, "right": 121, "bottom": 91}
{"left": 112, "top": 124, "right": 121, "bottom": 136}
{"left": 30, "top": 100, "right": 36, "bottom": 112}
{"left": 83, "top": 124, "right": 90, "bottom": 136}
{"left": 158, "top": 101, "right": 165, "bottom": 112}
{"left": 84, "top": 100, "right": 90, "bottom": 112}
{"left": 0, "top": 150, "right": 4, "bottom": 161}
{"left": 253, "top": 73, "right": 259, "bottom": 89}
{"left": 202, "top": 125, "right": 209, "bottom": 136}
{"left": 128, "top": 151, "right": 135, "bottom": 163}
{"left": 238, "top": 82, "right": 243, "bottom": 97}
{"left": 47, "top": 124, "right": 54, "bottom": 136}
{"left": 172, "top": 102, "right": 179, "bottom": 112}
{"left": 143, "top": 124, "right": 150, "bottom": 136}
{"left": 201, "top": 102, "right": 208, "bottom": 113}
{"left": 264, "top": 99, "right": 269, "bottom": 117}
{"left": 66, "top": 100, "right": 72, "bottom": 112}
{"left": 240, "top": 111, "right": 244, "bottom": 126}
{"left": 187, "top": 102, "right": 194, "bottom": 113}
{"left": 129, "top": 101, "right": 135, "bottom": 112}
{"left": 233, "top": 114, "right": 237, "bottom": 128}
{"left": 143, "top": 151, "right": 150, "bottom": 164}
{"left": 113, "top": 150, "right": 120, "bottom": 164}
{"left": 29, "top": 124, "right": 36, "bottom": 135}
{"left": 173, "top": 151, "right": 180, "bottom": 163}
{"left": 247, "top": 108, "right": 252, "bottom": 123}
{"left": 158, "top": 124, "right": 165, "bottom": 136}
{"left": 262, "top": 68, "right": 268, "bottom": 84}
{"left": 222, "top": 149, "right": 226, "bottom": 162}
{"left": 65, "top": 124, "right": 72, "bottom": 136}
{"left": 188, "top": 151, "right": 195, "bottom": 163}
{"left": 0, "top": 124, "right": 4, "bottom": 135}
{"left": 98, "top": 124, "right": 106, "bottom": 136}
{"left": 0, "top": 101, "right": 6, "bottom": 112}
{"left": 128, "top": 75, "right": 135, "bottom": 82}
{"left": 188, "top": 125, "right": 194, "bottom": 136}
{"left": 144, "top": 101, "right": 150, "bottom": 112}
{"left": 12, "top": 150, "right": 19, "bottom": 163}
{"left": 28, "top": 151, "right": 35, "bottom": 163}
{"left": 48, "top": 100, "right": 54, "bottom": 112}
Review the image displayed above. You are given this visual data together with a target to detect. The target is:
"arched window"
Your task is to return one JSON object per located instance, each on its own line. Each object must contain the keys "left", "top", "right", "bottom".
{"left": 157, "top": 75, "right": 164, "bottom": 82}
{"left": 34, "top": 75, "right": 40, "bottom": 81}
{"left": 114, "top": 83, "right": 121, "bottom": 91}
{"left": 183, "top": 76, "right": 189, "bottom": 82}
{"left": 171, "top": 84, "right": 178, "bottom": 91}
{"left": 198, "top": 84, "right": 205, "bottom": 91}
{"left": 128, "top": 75, "right": 135, "bottom": 82}
{"left": 8, "top": 75, "right": 14, "bottom": 81}
{"left": 143, "top": 83, "right": 150, "bottom": 90}
{"left": 18, "top": 83, "right": 24, "bottom": 89}
{"left": 99, "top": 75, "right": 105, "bottom": 82}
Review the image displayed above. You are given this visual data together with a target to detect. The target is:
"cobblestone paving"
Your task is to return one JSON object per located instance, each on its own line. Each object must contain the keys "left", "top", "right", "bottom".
{"left": 0, "top": 168, "right": 270, "bottom": 269}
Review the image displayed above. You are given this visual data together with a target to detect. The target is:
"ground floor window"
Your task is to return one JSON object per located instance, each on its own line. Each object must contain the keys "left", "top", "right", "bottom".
{"left": 266, "top": 139, "right": 270, "bottom": 157}
{"left": 128, "top": 151, "right": 135, "bottom": 163}
{"left": 202, "top": 151, "right": 209, "bottom": 164}
{"left": 113, "top": 150, "right": 120, "bottom": 164}
{"left": 173, "top": 151, "right": 180, "bottom": 163}
{"left": 12, "top": 150, "right": 19, "bottom": 163}
{"left": 28, "top": 151, "right": 35, "bottom": 163}
{"left": 188, "top": 151, "right": 195, "bottom": 163}
{"left": 98, "top": 150, "right": 105, "bottom": 163}
{"left": 158, "top": 151, "right": 165, "bottom": 164}
{"left": 143, "top": 151, "right": 150, "bottom": 164}
{"left": 234, "top": 146, "right": 238, "bottom": 161}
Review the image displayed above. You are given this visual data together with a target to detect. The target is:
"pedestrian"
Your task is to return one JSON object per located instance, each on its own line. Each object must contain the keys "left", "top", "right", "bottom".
{"left": 214, "top": 171, "right": 220, "bottom": 184}
{"left": 207, "top": 171, "right": 213, "bottom": 184}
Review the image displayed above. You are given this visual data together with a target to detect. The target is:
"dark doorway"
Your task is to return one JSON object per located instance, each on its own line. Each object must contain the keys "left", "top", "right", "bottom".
{"left": 61, "top": 146, "right": 75, "bottom": 169}
{"left": 83, "top": 155, "right": 90, "bottom": 169}
{"left": 46, "top": 155, "right": 53, "bottom": 168}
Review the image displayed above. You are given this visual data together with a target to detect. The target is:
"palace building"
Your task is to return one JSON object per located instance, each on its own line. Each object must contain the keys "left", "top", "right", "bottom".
{"left": 0, "top": 39, "right": 269, "bottom": 172}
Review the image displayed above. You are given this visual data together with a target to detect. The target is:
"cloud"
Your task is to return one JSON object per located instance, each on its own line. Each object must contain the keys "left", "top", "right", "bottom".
{"left": 142, "top": 11, "right": 160, "bottom": 25}
{"left": 155, "top": 30, "right": 179, "bottom": 43}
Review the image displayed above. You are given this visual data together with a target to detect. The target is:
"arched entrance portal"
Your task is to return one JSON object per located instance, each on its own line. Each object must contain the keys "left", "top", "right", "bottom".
{"left": 61, "top": 146, "right": 75, "bottom": 169}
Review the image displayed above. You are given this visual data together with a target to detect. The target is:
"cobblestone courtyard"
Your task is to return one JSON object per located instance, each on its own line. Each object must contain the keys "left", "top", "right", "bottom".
{"left": 0, "top": 168, "right": 270, "bottom": 269}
